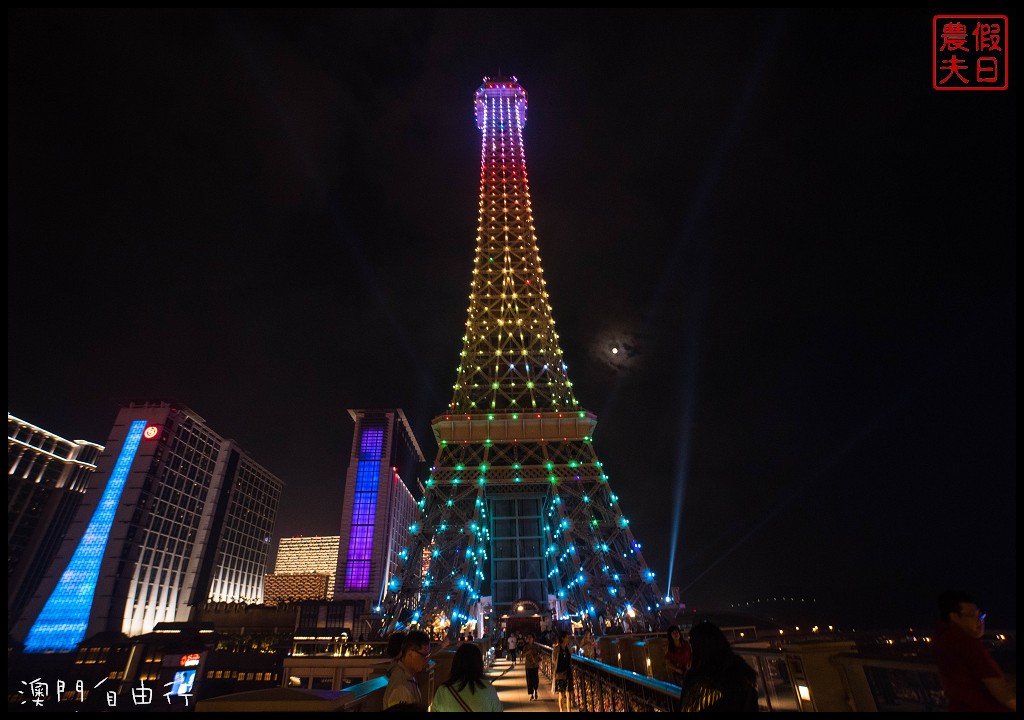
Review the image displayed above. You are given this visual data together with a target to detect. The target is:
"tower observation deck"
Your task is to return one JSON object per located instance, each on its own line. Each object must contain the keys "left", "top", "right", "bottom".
{"left": 384, "top": 77, "right": 663, "bottom": 636}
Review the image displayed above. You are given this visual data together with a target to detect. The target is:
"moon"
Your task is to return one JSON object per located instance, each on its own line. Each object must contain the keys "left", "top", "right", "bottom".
{"left": 590, "top": 326, "right": 643, "bottom": 372}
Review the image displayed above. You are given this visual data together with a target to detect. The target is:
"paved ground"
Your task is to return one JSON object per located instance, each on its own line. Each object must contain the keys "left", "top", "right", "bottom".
{"left": 487, "top": 657, "right": 570, "bottom": 712}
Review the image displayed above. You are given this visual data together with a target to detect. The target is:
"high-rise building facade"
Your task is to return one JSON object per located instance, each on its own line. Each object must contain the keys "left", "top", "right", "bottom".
{"left": 16, "top": 402, "right": 284, "bottom": 652}
{"left": 264, "top": 535, "right": 340, "bottom": 603}
{"left": 334, "top": 409, "right": 423, "bottom": 625}
{"left": 385, "top": 77, "right": 662, "bottom": 633}
{"left": 8, "top": 413, "right": 103, "bottom": 633}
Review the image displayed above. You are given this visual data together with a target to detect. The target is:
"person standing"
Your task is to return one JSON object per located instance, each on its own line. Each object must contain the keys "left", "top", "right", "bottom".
{"left": 665, "top": 625, "right": 693, "bottom": 686}
{"left": 522, "top": 632, "right": 541, "bottom": 700}
{"left": 580, "top": 630, "right": 598, "bottom": 660}
{"left": 934, "top": 590, "right": 1015, "bottom": 712}
{"left": 551, "top": 631, "right": 574, "bottom": 712}
{"left": 383, "top": 630, "right": 431, "bottom": 711}
{"left": 677, "top": 621, "right": 757, "bottom": 712}
{"left": 430, "top": 643, "right": 504, "bottom": 712}
{"left": 507, "top": 632, "right": 518, "bottom": 664}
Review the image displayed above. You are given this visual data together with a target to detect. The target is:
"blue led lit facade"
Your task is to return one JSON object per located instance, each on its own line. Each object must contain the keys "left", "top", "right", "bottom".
{"left": 16, "top": 402, "right": 283, "bottom": 652}
{"left": 343, "top": 425, "right": 384, "bottom": 591}
{"left": 23, "top": 420, "right": 147, "bottom": 653}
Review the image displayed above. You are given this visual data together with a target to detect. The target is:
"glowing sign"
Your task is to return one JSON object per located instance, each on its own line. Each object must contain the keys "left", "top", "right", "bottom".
{"left": 143, "top": 425, "right": 160, "bottom": 440}
{"left": 170, "top": 669, "right": 196, "bottom": 696}
{"left": 180, "top": 653, "right": 201, "bottom": 667}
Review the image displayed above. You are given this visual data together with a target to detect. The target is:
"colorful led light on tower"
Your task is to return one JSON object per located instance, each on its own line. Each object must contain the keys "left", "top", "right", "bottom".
{"left": 454, "top": 77, "right": 575, "bottom": 413}
{"left": 386, "top": 77, "right": 662, "bottom": 634}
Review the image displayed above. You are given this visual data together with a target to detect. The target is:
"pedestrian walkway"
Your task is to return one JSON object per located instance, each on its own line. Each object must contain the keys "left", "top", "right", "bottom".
{"left": 486, "top": 657, "right": 566, "bottom": 712}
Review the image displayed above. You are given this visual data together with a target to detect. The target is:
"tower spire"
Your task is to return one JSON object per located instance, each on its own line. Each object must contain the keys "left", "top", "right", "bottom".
{"left": 385, "top": 77, "right": 662, "bottom": 637}
{"left": 453, "top": 76, "right": 573, "bottom": 413}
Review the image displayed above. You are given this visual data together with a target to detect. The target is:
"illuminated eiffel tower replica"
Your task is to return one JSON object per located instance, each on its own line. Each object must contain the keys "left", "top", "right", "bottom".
{"left": 385, "top": 76, "right": 663, "bottom": 636}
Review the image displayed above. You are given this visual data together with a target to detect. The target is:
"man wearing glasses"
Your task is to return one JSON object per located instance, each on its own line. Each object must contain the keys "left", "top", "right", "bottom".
{"left": 934, "top": 590, "right": 1015, "bottom": 712}
{"left": 383, "top": 630, "right": 431, "bottom": 710}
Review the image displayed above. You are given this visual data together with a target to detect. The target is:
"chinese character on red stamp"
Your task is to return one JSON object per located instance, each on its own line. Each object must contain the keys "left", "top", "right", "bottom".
{"left": 934, "top": 15, "right": 1009, "bottom": 90}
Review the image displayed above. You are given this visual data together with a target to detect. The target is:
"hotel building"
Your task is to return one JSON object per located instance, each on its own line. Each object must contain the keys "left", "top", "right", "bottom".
{"left": 8, "top": 413, "right": 103, "bottom": 633}
{"left": 16, "top": 401, "right": 284, "bottom": 652}
{"left": 333, "top": 409, "right": 424, "bottom": 629}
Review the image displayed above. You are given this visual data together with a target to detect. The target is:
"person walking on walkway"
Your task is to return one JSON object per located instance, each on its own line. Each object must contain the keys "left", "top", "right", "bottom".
{"left": 552, "top": 630, "right": 574, "bottom": 712}
{"left": 522, "top": 632, "right": 541, "bottom": 700}
{"left": 507, "top": 632, "right": 518, "bottom": 664}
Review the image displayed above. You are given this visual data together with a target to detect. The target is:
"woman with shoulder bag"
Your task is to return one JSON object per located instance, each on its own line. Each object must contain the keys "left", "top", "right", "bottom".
{"left": 430, "top": 643, "right": 503, "bottom": 712}
{"left": 551, "top": 631, "right": 573, "bottom": 712}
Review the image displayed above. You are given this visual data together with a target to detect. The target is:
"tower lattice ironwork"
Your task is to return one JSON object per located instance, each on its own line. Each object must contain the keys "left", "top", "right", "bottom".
{"left": 385, "top": 77, "right": 663, "bottom": 635}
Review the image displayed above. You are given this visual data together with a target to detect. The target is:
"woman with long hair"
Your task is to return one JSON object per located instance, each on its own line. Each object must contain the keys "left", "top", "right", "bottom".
{"left": 551, "top": 631, "right": 574, "bottom": 712}
{"left": 430, "top": 643, "right": 503, "bottom": 712}
{"left": 665, "top": 625, "right": 692, "bottom": 685}
{"left": 678, "top": 621, "right": 757, "bottom": 712}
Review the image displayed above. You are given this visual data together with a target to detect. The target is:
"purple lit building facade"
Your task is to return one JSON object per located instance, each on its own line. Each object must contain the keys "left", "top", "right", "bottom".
{"left": 15, "top": 402, "right": 283, "bottom": 652}
{"left": 333, "top": 409, "right": 424, "bottom": 628}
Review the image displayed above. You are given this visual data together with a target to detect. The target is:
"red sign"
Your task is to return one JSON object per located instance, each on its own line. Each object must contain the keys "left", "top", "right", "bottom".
{"left": 180, "top": 653, "right": 201, "bottom": 667}
{"left": 142, "top": 425, "right": 160, "bottom": 440}
{"left": 933, "top": 15, "right": 1009, "bottom": 90}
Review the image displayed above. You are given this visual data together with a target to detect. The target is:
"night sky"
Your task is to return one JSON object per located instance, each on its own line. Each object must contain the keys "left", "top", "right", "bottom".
{"left": 8, "top": 9, "right": 1015, "bottom": 631}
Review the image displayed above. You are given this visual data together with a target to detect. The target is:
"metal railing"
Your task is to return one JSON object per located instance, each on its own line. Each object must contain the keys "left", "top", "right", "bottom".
{"left": 335, "top": 638, "right": 1011, "bottom": 712}
{"left": 337, "top": 675, "right": 389, "bottom": 712}
{"left": 569, "top": 655, "right": 680, "bottom": 712}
